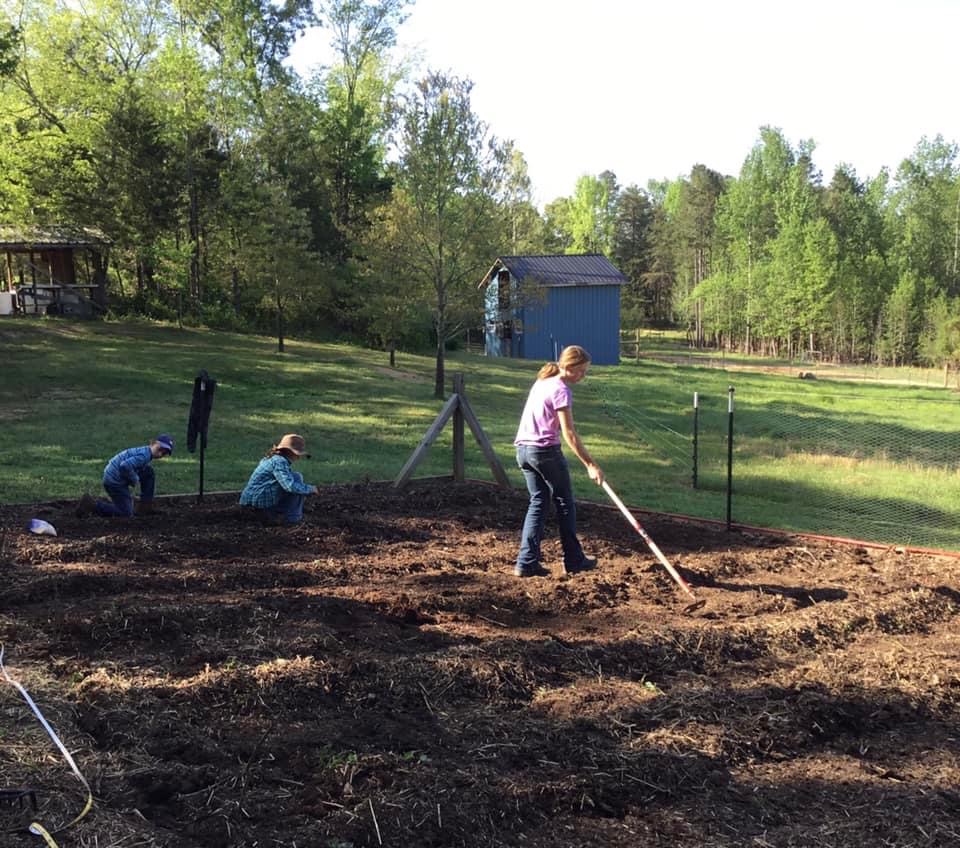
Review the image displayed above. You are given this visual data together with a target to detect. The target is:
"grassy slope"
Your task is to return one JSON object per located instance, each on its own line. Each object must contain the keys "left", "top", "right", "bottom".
{"left": 2, "top": 318, "right": 958, "bottom": 548}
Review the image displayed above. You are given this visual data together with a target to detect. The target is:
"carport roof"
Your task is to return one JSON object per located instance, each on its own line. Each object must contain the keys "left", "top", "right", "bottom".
{"left": 0, "top": 225, "right": 110, "bottom": 250}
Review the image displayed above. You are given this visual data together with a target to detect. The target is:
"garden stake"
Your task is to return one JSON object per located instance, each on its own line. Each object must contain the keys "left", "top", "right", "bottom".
{"left": 601, "top": 481, "right": 696, "bottom": 599}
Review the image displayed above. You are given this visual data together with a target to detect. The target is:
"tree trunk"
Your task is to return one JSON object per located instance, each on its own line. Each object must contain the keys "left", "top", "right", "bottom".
{"left": 434, "top": 334, "right": 445, "bottom": 399}
{"left": 434, "top": 280, "right": 447, "bottom": 397}
{"left": 189, "top": 178, "right": 201, "bottom": 301}
{"left": 275, "top": 275, "right": 285, "bottom": 353}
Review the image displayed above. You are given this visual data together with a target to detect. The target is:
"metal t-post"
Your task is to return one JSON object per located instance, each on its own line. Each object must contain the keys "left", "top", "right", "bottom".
{"left": 692, "top": 391, "right": 699, "bottom": 489}
{"left": 726, "top": 386, "right": 735, "bottom": 530}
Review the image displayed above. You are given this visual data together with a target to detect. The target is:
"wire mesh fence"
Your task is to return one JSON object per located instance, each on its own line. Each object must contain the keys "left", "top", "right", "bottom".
{"left": 595, "top": 382, "right": 960, "bottom": 552}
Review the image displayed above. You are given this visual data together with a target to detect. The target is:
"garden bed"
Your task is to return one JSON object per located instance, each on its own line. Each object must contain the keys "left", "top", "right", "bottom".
{"left": 1, "top": 481, "right": 958, "bottom": 847}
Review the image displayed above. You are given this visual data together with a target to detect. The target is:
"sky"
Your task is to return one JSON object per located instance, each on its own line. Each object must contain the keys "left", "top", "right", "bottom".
{"left": 288, "top": 0, "right": 960, "bottom": 206}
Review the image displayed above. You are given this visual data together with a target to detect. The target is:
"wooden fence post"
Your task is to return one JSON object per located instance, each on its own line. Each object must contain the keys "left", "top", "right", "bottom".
{"left": 452, "top": 373, "right": 465, "bottom": 482}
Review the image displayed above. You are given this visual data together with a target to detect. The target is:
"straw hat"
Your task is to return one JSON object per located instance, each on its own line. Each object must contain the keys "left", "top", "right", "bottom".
{"left": 277, "top": 433, "right": 309, "bottom": 457}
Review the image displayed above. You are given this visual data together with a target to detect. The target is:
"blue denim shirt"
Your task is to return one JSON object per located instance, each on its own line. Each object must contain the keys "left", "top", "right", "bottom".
{"left": 103, "top": 446, "right": 153, "bottom": 488}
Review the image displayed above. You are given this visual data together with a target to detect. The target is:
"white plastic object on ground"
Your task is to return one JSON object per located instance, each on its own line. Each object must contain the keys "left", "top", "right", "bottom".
{"left": 28, "top": 519, "right": 57, "bottom": 536}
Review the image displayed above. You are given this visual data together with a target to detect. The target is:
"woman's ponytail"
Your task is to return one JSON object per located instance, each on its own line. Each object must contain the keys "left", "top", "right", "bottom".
{"left": 537, "top": 361, "right": 560, "bottom": 380}
{"left": 536, "top": 345, "right": 591, "bottom": 379}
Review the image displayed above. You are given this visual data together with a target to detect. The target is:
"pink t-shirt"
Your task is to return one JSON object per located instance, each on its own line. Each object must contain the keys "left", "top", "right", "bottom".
{"left": 514, "top": 375, "right": 572, "bottom": 447}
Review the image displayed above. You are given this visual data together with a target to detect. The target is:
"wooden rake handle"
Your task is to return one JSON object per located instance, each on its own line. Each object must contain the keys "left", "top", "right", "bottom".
{"left": 601, "top": 481, "right": 696, "bottom": 599}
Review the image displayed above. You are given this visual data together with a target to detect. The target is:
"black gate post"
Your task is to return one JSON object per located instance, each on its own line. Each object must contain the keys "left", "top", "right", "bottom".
{"left": 187, "top": 370, "right": 217, "bottom": 502}
{"left": 199, "top": 435, "right": 206, "bottom": 502}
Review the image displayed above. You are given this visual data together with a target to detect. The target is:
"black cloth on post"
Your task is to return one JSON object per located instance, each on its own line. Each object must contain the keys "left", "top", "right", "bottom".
{"left": 187, "top": 369, "right": 217, "bottom": 453}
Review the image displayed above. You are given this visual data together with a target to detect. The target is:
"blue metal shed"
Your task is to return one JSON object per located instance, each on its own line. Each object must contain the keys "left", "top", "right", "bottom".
{"left": 478, "top": 254, "right": 626, "bottom": 365}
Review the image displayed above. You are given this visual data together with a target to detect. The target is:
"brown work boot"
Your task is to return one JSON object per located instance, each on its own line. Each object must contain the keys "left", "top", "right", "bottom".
{"left": 75, "top": 493, "right": 96, "bottom": 518}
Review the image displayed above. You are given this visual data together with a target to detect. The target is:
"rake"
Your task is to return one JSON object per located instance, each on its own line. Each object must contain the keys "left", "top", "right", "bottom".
{"left": 601, "top": 481, "right": 696, "bottom": 599}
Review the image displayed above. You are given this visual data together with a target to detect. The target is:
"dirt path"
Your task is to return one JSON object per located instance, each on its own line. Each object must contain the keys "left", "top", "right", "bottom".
{"left": 2, "top": 481, "right": 958, "bottom": 847}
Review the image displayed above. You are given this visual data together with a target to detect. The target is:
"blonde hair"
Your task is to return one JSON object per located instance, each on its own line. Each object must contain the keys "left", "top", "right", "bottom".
{"left": 537, "top": 345, "right": 592, "bottom": 380}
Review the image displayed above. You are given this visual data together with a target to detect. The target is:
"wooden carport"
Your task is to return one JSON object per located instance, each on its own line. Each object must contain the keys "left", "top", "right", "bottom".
{"left": 0, "top": 225, "right": 110, "bottom": 316}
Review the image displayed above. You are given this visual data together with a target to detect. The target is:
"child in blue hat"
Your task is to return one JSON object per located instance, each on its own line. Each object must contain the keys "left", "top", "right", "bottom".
{"left": 77, "top": 434, "right": 174, "bottom": 518}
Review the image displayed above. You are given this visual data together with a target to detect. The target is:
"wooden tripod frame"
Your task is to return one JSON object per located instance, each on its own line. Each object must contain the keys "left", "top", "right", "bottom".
{"left": 394, "top": 373, "right": 511, "bottom": 490}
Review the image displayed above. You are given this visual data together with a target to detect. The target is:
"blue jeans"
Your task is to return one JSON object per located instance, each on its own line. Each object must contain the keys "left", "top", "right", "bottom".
{"left": 516, "top": 445, "right": 586, "bottom": 571}
{"left": 267, "top": 471, "right": 306, "bottom": 524}
{"left": 95, "top": 467, "right": 155, "bottom": 517}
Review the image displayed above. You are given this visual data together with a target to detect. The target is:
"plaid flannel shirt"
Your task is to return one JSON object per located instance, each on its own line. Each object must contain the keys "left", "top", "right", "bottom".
{"left": 239, "top": 455, "right": 313, "bottom": 508}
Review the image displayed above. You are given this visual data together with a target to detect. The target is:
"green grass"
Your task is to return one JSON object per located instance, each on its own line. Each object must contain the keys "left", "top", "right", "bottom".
{"left": 2, "top": 317, "right": 959, "bottom": 550}
{"left": 622, "top": 327, "right": 958, "bottom": 388}
{"left": 595, "top": 357, "right": 960, "bottom": 549}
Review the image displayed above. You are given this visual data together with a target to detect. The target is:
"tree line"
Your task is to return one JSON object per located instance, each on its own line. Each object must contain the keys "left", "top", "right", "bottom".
{"left": 2, "top": 0, "right": 959, "bottom": 388}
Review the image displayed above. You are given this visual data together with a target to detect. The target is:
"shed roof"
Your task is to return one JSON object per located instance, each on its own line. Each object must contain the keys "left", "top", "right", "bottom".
{"left": 0, "top": 225, "right": 110, "bottom": 250}
{"left": 479, "top": 254, "right": 627, "bottom": 288}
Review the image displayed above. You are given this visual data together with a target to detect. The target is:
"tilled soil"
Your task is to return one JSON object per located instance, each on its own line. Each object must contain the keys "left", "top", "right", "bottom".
{"left": 1, "top": 480, "right": 958, "bottom": 847}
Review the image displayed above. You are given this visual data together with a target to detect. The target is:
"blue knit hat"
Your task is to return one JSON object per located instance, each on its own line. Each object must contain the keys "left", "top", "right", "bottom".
{"left": 154, "top": 434, "right": 175, "bottom": 455}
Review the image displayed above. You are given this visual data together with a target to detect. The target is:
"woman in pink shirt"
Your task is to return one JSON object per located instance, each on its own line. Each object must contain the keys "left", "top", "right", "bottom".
{"left": 513, "top": 345, "right": 604, "bottom": 577}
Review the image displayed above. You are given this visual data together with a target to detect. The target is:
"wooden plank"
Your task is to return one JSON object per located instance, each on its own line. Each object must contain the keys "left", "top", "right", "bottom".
{"left": 458, "top": 394, "right": 512, "bottom": 489}
{"left": 452, "top": 373, "right": 465, "bottom": 482}
{"left": 393, "top": 394, "right": 460, "bottom": 488}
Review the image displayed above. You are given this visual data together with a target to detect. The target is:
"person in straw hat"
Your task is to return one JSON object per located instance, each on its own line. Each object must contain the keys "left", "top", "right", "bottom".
{"left": 239, "top": 433, "right": 319, "bottom": 525}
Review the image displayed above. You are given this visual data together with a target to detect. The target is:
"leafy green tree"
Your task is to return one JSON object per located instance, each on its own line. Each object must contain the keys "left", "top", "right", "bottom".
{"left": 642, "top": 179, "right": 682, "bottom": 328}
{"left": 180, "top": 0, "right": 313, "bottom": 117}
{"left": 240, "top": 178, "right": 325, "bottom": 350}
{"left": 763, "top": 146, "right": 828, "bottom": 357}
{"left": 313, "top": 0, "right": 409, "bottom": 254}
{"left": 919, "top": 291, "right": 960, "bottom": 384}
{"left": 358, "top": 196, "right": 428, "bottom": 364}
{"left": 876, "top": 271, "right": 924, "bottom": 366}
{"left": 542, "top": 195, "right": 573, "bottom": 253}
{"left": 0, "top": 18, "right": 29, "bottom": 217}
{"left": 94, "top": 88, "right": 181, "bottom": 296}
{"left": 316, "top": 0, "right": 410, "bottom": 103}
{"left": 671, "top": 165, "right": 725, "bottom": 345}
{"left": 822, "top": 165, "right": 892, "bottom": 361}
{"left": 707, "top": 128, "right": 804, "bottom": 352}
{"left": 390, "top": 71, "right": 506, "bottom": 397}
{"left": 1, "top": 0, "right": 185, "bottom": 289}
{"left": 0, "top": 21, "right": 18, "bottom": 77}
{"left": 174, "top": 0, "right": 314, "bottom": 300}
{"left": 567, "top": 171, "right": 617, "bottom": 254}
{"left": 496, "top": 142, "right": 544, "bottom": 254}
{"left": 888, "top": 135, "right": 960, "bottom": 297}
{"left": 612, "top": 184, "right": 656, "bottom": 326}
